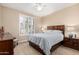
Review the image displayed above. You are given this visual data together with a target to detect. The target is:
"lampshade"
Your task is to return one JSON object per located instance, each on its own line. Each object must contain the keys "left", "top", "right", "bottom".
{"left": 41, "top": 25, "right": 47, "bottom": 32}
{"left": 67, "top": 26, "right": 75, "bottom": 32}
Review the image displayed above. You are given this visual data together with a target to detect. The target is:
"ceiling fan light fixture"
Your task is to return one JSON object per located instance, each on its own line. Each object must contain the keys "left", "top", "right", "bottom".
{"left": 33, "top": 3, "right": 45, "bottom": 11}
{"left": 37, "top": 6, "right": 43, "bottom": 11}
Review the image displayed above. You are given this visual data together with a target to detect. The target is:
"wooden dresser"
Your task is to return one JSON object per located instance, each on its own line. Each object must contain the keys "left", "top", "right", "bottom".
{"left": 0, "top": 32, "right": 15, "bottom": 55}
{"left": 63, "top": 37, "right": 79, "bottom": 50}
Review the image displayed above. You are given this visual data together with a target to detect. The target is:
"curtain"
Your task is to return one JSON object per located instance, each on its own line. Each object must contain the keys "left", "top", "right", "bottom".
{"left": 19, "top": 14, "right": 34, "bottom": 36}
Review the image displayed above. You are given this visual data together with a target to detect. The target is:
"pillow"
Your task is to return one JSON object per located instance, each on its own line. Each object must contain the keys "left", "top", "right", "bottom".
{"left": 51, "top": 30, "right": 62, "bottom": 33}
{"left": 44, "top": 30, "right": 62, "bottom": 34}
{"left": 45, "top": 30, "right": 53, "bottom": 33}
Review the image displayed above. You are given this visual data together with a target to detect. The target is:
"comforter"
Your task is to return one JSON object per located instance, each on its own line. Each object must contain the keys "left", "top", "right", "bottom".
{"left": 28, "top": 32, "right": 63, "bottom": 55}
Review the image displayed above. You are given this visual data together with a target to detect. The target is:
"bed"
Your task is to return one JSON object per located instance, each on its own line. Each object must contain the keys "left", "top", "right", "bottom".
{"left": 28, "top": 25, "right": 65, "bottom": 55}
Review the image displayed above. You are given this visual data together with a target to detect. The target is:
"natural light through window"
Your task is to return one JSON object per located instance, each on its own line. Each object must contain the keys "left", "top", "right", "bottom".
{"left": 19, "top": 14, "right": 34, "bottom": 36}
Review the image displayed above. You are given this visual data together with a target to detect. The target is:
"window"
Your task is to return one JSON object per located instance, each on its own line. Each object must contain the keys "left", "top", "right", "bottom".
{"left": 19, "top": 14, "right": 34, "bottom": 36}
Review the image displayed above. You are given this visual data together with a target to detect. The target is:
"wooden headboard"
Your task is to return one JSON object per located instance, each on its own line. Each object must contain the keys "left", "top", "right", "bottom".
{"left": 47, "top": 25, "right": 65, "bottom": 35}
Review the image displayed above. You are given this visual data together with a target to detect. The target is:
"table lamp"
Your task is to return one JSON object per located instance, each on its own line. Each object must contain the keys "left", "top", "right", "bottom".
{"left": 67, "top": 26, "right": 76, "bottom": 38}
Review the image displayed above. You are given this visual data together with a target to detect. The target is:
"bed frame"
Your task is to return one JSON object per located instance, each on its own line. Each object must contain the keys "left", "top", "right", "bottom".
{"left": 29, "top": 25, "right": 65, "bottom": 55}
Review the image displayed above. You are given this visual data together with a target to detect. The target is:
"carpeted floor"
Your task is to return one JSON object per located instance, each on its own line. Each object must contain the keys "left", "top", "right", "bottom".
{"left": 14, "top": 42, "right": 79, "bottom": 55}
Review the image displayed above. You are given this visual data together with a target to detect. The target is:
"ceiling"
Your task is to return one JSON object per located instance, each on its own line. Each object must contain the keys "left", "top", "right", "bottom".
{"left": 0, "top": 3, "right": 76, "bottom": 17}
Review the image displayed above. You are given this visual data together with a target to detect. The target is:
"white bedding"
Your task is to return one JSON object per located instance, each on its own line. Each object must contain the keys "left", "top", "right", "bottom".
{"left": 28, "top": 31, "right": 64, "bottom": 55}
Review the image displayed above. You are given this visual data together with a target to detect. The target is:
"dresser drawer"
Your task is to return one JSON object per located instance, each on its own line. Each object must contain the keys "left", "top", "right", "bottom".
{"left": 0, "top": 40, "right": 13, "bottom": 55}
{"left": 64, "top": 42, "right": 73, "bottom": 48}
{"left": 73, "top": 43, "right": 78, "bottom": 46}
{"left": 64, "top": 37, "right": 79, "bottom": 50}
{"left": 73, "top": 39, "right": 78, "bottom": 42}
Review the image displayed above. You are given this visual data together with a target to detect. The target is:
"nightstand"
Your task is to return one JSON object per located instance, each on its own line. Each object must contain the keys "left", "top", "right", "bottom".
{"left": 63, "top": 37, "right": 79, "bottom": 50}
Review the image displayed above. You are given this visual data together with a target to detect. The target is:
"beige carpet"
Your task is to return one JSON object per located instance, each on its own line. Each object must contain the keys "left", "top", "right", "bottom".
{"left": 14, "top": 42, "right": 79, "bottom": 55}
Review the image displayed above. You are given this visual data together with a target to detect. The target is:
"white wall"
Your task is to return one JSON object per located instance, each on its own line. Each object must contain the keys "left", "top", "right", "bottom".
{"left": 2, "top": 7, "right": 19, "bottom": 37}
{"left": 41, "top": 4, "right": 79, "bottom": 37}
{"left": 1, "top": 6, "right": 41, "bottom": 40}
{"left": 0, "top": 6, "right": 2, "bottom": 27}
{"left": 2, "top": 4, "right": 79, "bottom": 38}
